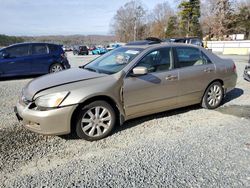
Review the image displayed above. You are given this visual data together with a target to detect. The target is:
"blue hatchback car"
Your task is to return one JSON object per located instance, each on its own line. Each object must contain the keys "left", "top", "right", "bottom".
{"left": 0, "top": 43, "right": 70, "bottom": 78}
{"left": 92, "top": 47, "right": 108, "bottom": 55}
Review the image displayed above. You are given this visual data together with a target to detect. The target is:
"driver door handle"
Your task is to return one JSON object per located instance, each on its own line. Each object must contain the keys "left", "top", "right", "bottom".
{"left": 166, "top": 75, "right": 178, "bottom": 81}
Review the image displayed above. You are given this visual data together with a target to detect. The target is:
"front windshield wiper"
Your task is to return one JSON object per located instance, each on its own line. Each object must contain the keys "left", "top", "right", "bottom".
{"left": 83, "top": 67, "right": 97, "bottom": 73}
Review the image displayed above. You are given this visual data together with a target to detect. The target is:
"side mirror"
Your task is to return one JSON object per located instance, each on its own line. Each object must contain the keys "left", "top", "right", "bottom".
{"left": 132, "top": 66, "right": 148, "bottom": 76}
{"left": 2, "top": 52, "right": 9, "bottom": 59}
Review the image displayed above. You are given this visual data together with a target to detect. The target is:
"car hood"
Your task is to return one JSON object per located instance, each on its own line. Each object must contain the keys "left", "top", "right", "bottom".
{"left": 23, "top": 68, "right": 106, "bottom": 101}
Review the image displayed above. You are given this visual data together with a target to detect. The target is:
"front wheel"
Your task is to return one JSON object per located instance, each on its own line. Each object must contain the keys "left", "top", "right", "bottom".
{"left": 49, "top": 63, "right": 64, "bottom": 73}
{"left": 75, "top": 101, "right": 116, "bottom": 141}
{"left": 202, "top": 82, "right": 224, "bottom": 109}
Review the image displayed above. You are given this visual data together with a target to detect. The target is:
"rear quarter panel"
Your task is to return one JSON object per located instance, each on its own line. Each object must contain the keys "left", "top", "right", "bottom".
{"left": 203, "top": 49, "right": 237, "bottom": 92}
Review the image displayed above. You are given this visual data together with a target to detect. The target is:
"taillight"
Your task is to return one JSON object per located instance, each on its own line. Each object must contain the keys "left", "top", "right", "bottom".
{"left": 233, "top": 63, "right": 236, "bottom": 73}
{"left": 61, "top": 53, "right": 67, "bottom": 59}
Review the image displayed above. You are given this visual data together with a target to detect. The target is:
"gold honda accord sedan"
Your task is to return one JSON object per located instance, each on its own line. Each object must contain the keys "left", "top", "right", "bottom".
{"left": 15, "top": 39, "right": 237, "bottom": 141}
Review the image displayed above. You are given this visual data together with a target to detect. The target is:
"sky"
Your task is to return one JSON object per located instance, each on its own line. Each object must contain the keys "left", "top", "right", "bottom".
{"left": 0, "top": 0, "right": 176, "bottom": 36}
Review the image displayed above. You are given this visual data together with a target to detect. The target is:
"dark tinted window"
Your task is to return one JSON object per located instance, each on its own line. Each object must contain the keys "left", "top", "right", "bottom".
{"left": 190, "top": 39, "right": 202, "bottom": 46}
{"left": 48, "top": 44, "right": 60, "bottom": 53}
{"left": 80, "top": 46, "right": 88, "bottom": 50}
{"left": 137, "top": 48, "right": 172, "bottom": 72}
{"left": 5, "top": 45, "right": 29, "bottom": 58}
{"left": 176, "top": 47, "right": 203, "bottom": 68}
{"left": 175, "top": 39, "right": 186, "bottom": 43}
{"left": 32, "top": 44, "right": 48, "bottom": 55}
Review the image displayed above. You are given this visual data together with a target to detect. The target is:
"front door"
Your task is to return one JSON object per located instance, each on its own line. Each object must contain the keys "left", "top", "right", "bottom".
{"left": 0, "top": 44, "right": 31, "bottom": 76}
{"left": 123, "top": 47, "right": 179, "bottom": 118}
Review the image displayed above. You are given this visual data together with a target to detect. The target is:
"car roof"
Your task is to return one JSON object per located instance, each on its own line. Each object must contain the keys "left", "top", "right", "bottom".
{"left": 4, "top": 42, "right": 62, "bottom": 48}
{"left": 124, "top": 41, "right": 203, "bottom": 50}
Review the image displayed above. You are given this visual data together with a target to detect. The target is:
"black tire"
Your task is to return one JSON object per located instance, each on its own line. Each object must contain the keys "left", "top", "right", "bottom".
{"left": 49, "top": 63, "right": 64, "bottom": 73}
{"left": 75, "top": 101, "right": 116, "bottom": 141}
{"left": 201, "top": 81, "right": 224, "bottom": 109}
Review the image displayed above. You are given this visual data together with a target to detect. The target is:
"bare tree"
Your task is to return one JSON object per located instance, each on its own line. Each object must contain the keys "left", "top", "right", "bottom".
{"left": 200, "top": 0, "right": 217, "bottom": 38}
{"left": 148, "top": 2, "right": 174, "bottom": 38}
{"left": 111, "top": 1, "right": 147, "bottom": 42}
{"left": 201, "top": 0, "right": 236, "bottom": 40}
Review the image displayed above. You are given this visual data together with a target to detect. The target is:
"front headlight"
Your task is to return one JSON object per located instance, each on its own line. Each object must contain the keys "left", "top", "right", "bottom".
{"left": 35, "top": 91, "right": 69, "bottom": 108}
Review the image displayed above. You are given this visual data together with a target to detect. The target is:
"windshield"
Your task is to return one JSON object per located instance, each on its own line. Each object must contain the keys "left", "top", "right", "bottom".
{"left": 84, "top": 47, "right": 142, "bottom": 74}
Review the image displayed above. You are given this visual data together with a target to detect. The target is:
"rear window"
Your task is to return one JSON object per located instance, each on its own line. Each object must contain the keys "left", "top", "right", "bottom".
{"left": 48, "top": 44, "right": 61, "bottom": 54}
{"left": 80, "top": 46, "right": 87, "bottom": 50}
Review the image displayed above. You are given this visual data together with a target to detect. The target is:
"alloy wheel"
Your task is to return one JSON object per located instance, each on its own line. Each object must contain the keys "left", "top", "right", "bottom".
{"left": 207, "top": 84, "right": 223, "bottom": 107}
{"left": 51, "top": 64, "right": 63, "bottom": 72}
{"left": 81, "top": 106, "right": 112, "bottom": 137}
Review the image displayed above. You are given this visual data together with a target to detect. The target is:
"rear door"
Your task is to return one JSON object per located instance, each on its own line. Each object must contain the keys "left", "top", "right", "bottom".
{"left": 174, "top": 46, "right": 216, "bottom": 105}
{"left": 0, "top": 44, "right": 32, "bottom": 76}
{"left": 31, "top": 44, "right": 52, "bottom": 74}
{"left": 123, "top": 47, "right": 179, "bottom": 118}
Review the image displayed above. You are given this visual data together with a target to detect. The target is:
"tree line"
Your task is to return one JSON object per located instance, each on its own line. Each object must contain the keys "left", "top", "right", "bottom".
{"left": 0, "top": 34, "right": 115, "bottom": 47}
{"left": 111, "top": 0, "right": 250, "bottom": 42}
{"left": 0, "top": 34, "right": 24, "bottom": 47}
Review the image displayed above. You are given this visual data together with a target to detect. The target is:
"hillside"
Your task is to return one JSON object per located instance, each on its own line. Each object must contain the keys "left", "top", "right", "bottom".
{"left": 0, "top": 34, "right": 24, "bottom": 47}
{"left": 0, "top": 34, "right": 116, "bottom": 47}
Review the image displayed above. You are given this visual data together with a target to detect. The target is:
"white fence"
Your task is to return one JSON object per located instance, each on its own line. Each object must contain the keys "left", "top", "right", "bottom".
{"left": 206, "top": 40, "right": 250, "bottom": 55}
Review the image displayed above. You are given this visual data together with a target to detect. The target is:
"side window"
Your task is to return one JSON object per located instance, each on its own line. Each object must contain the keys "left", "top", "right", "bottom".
{"left": 32, "top": 44, "right": 48, "bottom": 55}
{"left": 136, "top": 48, "right": 172, "bottom": 73}
{"left": 202, "top": 52, "right": 212, "bottom": 64}
{"left": 175, "top": 47, "right": 203, "bottom": 68}
{"left": 48, "top": 45, "right": 57, "bottom": 53}
{"left": 5, "top": 45, "right": 29, "bottom": 58}
{"left": 191, "top": 39, "right": 201, "bottom": 46}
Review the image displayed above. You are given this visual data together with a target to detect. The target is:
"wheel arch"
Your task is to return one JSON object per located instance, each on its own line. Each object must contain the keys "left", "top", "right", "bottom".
{"left": 206, "top": 79, "right": 224, "bottom": 90}
{"left": 201, "top": 79, "right": 224, "bottom": 103}
{"left": 49, "top": 62, "right": 64, "bottom": 72}
{"left": 70, "top": 95, "right": 122, "bottom": 133}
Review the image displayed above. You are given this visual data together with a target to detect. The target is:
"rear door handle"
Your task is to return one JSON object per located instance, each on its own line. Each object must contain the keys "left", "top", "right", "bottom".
{"left": 204, "top": 68, "right": 214, "bottom": 73}
{"left": 166, "top": 75, "right": 178, "bottom": 81}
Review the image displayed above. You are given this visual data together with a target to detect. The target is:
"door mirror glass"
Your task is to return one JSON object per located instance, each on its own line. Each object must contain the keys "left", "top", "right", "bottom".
{"left": 132, "top": 66, "right": 148, "bottom": 76}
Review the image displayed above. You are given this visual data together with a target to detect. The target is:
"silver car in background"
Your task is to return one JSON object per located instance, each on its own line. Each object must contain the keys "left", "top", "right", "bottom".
{"left": 15, "top": 40, "right": 237, "bottom": 141}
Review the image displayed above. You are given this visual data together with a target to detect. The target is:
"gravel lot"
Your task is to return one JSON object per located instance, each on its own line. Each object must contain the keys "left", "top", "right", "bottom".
{"left": 0, "top": 52, "right": 250, "bottom": 187}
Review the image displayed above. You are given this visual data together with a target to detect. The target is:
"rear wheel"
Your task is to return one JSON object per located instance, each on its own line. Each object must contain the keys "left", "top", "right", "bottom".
{"left": 75, "top": 101, "right": 116, "bottom": 141}
{"left": 49, "top": 63, "right": 64, "bottom": 73}
{"left": 202, "top": 81, "right": 224, "bottom": 109}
